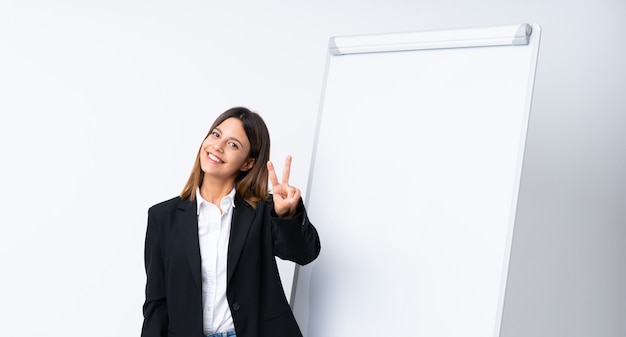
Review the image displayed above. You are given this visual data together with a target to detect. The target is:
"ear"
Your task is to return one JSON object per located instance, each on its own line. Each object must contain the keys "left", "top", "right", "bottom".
{"left": 240, "top": 157, "right": 255, "bottom": 172}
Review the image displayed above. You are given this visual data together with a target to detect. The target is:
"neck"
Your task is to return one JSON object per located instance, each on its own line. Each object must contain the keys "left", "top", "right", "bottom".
{"left": 199, "top": 175, "right": 236, "bottom": 205}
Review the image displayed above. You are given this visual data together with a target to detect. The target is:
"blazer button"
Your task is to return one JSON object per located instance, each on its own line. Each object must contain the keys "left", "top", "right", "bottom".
{"left": 232, "top": 302, "right": 240, "bottom": 311}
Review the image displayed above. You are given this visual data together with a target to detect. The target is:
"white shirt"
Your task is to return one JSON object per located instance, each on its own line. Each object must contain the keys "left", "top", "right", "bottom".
{"left": 196, "top": 187, "right": 236, "bottom": 334}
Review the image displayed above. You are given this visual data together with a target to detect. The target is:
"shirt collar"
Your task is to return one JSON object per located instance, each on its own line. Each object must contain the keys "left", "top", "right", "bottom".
{"left": 196, "top": 186, "right": 237, "bottom": 215}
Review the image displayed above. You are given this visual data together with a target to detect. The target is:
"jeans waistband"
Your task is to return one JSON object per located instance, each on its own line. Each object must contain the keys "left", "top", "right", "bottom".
{"left": 204, "top": 330, "right": 236, "bottom": 337}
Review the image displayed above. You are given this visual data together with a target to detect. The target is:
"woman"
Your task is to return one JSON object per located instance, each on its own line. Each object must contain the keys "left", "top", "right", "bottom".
{"left": 141, "top": 107, "right": 321, "bottom": 337}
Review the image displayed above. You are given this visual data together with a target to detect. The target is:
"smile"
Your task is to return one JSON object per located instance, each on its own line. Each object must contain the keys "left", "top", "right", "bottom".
{"left": 207, "top": 152, "right": 224, "bottom": 163}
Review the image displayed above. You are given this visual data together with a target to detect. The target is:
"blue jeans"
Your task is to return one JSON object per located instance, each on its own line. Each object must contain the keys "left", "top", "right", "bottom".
{"left": 204, "top": 331, "right": 236, "bottom": 337}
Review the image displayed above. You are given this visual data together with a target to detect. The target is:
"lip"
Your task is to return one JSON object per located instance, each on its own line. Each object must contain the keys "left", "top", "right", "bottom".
{"left": 207, "top": 151, "right": 224, "bottom": 163}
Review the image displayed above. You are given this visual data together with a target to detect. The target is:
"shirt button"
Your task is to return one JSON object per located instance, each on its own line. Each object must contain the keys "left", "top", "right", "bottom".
{"left": 232, "top": 302, "right": 240, "bottom": 311}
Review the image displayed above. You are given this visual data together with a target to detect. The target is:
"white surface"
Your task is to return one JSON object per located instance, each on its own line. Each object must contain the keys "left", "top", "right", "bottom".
{"left": 292, "top": 24, "right": 540, "bottom": 337}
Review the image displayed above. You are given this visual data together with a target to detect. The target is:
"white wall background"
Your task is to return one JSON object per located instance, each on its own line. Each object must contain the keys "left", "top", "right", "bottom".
{"left": 0, "top": 1, "right": 623, "bottom": 337}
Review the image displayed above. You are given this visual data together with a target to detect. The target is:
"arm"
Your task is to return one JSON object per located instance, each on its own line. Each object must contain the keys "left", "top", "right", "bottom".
{"left": 271, "top": 198, "right": 321, "bottom": 265}
{"left": 267, "top": 156, "right": 321, "bottom": 265}
{"left": 141, "top": 209, "right": 168, "bottom": 337}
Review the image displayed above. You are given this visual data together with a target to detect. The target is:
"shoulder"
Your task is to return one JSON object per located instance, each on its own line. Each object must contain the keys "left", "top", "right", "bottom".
{"left": 234, "top": 193, "right": 273, "bottom": 212}
{"left": 148, "top": 196, "right": 189, "bottom": 216}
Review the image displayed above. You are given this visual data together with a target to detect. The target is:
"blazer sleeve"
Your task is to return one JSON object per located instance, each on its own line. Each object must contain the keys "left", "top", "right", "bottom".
{"left": 271, "top": 198, "right": 321, "bottom": 265}
{"left": 141, "top": 208, "right": 168, "bottom": 337}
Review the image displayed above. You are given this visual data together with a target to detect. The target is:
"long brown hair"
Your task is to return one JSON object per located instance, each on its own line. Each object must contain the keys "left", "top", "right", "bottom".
{"left": 180, "top": 107, "right": 270, "bottom": 207}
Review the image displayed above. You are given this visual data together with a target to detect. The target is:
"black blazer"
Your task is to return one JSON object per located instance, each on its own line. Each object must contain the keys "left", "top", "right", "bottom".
{"left": 141, "top": 194, "right": 321, "bottom": 337}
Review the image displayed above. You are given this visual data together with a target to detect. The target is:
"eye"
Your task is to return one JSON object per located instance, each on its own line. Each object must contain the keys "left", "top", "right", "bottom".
{"left": 228, "top": 141, "right": 239, "bottom": 149}
{"left": 211, "top": 130, "right": 220, "bottom": 138}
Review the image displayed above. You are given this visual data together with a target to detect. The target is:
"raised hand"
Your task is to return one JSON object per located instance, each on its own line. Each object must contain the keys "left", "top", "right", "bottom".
{"left": 267, "top": 155, "right": 301, "bottom": 218}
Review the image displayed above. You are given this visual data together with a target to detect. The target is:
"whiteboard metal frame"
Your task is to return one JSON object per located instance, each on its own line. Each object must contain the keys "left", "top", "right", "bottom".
{"left": 329, "top": 23, "right": 533, "bottom": 55}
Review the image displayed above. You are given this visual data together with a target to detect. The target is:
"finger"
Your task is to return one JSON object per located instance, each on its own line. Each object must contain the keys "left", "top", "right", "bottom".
{"left": 290, "top": 187, "right": 301, "bottom": 202}
{"left": 267, "top": 161, "right": 280, "bottom": 187}
{"left": 282, "top": 155, "right": 292, "bottom": 185}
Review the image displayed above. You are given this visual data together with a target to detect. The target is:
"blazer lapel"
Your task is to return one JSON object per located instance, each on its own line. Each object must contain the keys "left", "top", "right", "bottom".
{"left": 178, "top": 198, "right": 202, "bottom": 289}
{"left": 227, "top": 195, "right": 256, "bottom": 283}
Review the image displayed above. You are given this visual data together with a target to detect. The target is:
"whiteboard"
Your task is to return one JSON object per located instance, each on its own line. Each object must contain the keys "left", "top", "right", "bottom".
{"left": 292, "top": 23, "right": 541, "bottom": 337}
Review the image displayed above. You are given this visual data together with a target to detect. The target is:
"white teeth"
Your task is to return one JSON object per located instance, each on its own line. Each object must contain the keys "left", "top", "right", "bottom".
{"left": 208, "top": 153, "right": 223, "bottom": 163}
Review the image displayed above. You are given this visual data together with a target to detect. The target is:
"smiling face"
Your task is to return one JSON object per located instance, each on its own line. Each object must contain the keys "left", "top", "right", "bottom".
{"left": 199, "top": 117, "right": 255, "bottom": 184}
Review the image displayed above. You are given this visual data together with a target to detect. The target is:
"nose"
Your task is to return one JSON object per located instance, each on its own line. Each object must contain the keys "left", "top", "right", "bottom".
{"left": 211, "top": 139, "right": 227, "bottom": 153}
